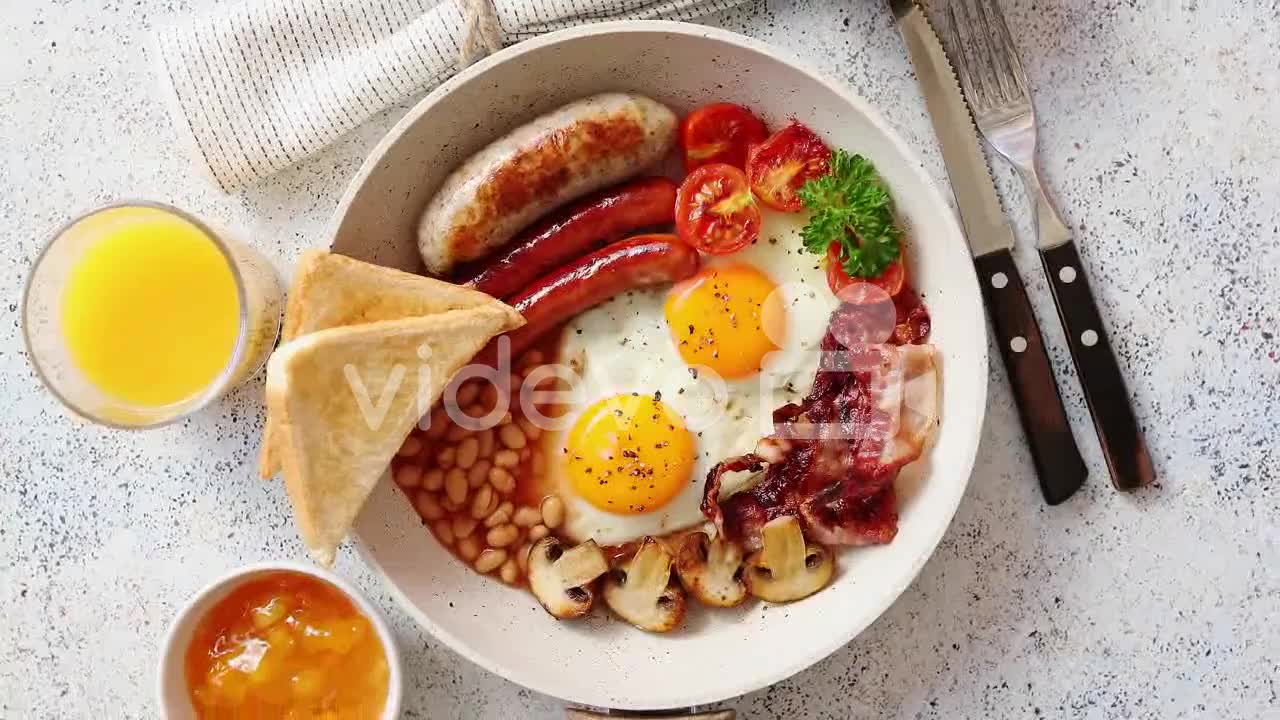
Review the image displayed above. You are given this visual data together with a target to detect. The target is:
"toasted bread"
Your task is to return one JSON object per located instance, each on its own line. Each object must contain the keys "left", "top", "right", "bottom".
{"left": 259, "top": 251, "right": 501, "bottom": 478}
{"left": 268, "top": 306, "right": 523, "bottom": 566}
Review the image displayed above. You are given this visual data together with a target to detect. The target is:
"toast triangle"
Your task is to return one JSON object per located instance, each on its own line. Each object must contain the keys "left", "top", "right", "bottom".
{"left": 267, "top": 306, "right": 522, "bottom": 566}
{"left": 259, "top": 251, "right": 503, "bottom": 478}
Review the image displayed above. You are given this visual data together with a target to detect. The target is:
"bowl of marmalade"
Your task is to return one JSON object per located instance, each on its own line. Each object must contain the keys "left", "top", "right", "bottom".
{"left": 158, "top": 562, "right": 402, "bottom": 719}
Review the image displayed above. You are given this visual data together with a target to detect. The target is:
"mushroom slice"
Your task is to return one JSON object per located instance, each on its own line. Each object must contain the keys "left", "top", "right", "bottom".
{"left": 527, "top": 537, "right": 609, "bottom": 619}
{"left": 743, "top": 515, "right": 834, "bottom": 603}
{"left": 603, "top": 537, "right": 687, "bottom": 632}
{"left": 674, "top": 532, "right": 748, "bottom": 608}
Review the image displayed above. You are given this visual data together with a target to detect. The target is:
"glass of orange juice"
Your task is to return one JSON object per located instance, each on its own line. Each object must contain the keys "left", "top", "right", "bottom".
{"left": 23, "top": 203, "right": 283, "bottom": 428}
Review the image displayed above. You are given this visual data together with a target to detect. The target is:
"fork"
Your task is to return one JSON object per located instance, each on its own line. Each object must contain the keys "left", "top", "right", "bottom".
{"left": 947, "top": 0, "right": 1155, "bottom": 491}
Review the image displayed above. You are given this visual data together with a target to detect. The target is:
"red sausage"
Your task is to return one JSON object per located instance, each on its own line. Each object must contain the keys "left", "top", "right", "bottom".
{"left": 454, "top": 177, "right": 678, "bottom": 300}
{"left": 483, "top": 235, "right": 700, "bottom": 364}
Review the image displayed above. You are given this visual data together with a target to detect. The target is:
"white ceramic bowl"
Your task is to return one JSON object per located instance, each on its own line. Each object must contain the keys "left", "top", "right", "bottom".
{"left": 334, "top": 21, "right": 988, "bottom": 711}
{"left": 156, "top": 562, "right": 403, "bottom": 719}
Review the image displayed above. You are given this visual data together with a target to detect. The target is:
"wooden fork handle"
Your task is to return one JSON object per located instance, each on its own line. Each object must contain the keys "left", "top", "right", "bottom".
{"left": 975, "top": 248, "right": 1088, "bottom": 504}
{"left": 1039, "top": 240, "right": 1156, "bottom": 491}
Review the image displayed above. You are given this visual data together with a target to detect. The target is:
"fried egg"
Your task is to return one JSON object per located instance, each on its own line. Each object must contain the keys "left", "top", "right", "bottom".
{"left": 541, "top": 212, "right": 839, "bottom": 546}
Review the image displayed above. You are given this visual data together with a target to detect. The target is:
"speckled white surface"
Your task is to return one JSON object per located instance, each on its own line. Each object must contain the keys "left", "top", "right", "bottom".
{"left": 1, "top": 1, "right": 1276, "bottom": 718}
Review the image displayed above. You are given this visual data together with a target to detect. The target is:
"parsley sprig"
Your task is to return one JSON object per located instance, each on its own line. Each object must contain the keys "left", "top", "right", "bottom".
{"left": 797, "top": 150, "right": 902, "bottom": 278}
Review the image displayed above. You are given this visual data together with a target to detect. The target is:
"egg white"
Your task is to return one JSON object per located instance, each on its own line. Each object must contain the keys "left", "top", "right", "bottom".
{"left": 537, "top": 213, "right": 837, "bottom": 546}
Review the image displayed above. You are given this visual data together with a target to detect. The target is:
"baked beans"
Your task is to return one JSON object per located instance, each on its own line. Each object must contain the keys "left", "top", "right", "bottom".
{"left": 391, "top": 345, "right": 567, "bottom": 590}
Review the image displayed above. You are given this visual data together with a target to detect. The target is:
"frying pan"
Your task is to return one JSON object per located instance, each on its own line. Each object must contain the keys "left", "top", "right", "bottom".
{"left": 335, "top": 21, "right": 988, "bottom": 715}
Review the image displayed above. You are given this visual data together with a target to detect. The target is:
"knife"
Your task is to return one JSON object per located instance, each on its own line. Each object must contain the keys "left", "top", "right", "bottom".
{"left": 887, "top": 0, "right": 1087, "bottom": 504}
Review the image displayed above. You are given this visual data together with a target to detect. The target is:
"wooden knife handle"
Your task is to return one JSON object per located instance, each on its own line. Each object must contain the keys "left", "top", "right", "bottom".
{"left": 975, "top": 248, "right": 1087, "bottom": 504}
{"left": 566, "top": 710, "right": 735, "bottom": 719}
{"left": 1039, "top": 241, "right": 1155, "bottom": 490}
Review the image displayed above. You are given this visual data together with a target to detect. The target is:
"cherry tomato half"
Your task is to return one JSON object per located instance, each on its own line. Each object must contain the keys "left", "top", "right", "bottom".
{"left": 826, "top": 243, "right": 906, "bottom": 298}
{"left": 675, "top": 163, "right": 762, "bottom": 255}
{"left": 680, "top": 103, "right": 769, "bottom": 171}
{"left": 746, "top": 121, "right": 832, "bottom": 212}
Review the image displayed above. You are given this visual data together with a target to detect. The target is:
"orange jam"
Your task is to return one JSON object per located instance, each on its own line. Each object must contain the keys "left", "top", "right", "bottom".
{"left": 184, "top": 571, "right": 389, "bottom": 719}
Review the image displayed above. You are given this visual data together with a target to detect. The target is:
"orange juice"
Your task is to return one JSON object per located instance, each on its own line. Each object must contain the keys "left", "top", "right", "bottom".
{"left": 60, "top": 206, "right": 241, "bottom": 407}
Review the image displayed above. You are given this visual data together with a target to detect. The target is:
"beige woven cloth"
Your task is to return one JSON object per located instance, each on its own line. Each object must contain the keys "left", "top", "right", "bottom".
{"left": 154, "top": 0, "right": 745, "bottom": 191}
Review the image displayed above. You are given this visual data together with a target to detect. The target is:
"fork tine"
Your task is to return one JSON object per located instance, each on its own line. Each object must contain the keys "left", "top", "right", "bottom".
{"left": 981, "top": 0, "right": 1032, "bottom": 101}
{"left": 964, "top": 0, "right": 1015, "bottom": 106}
{"left": 975, "top": 0, "right": 1017, "bottom": 103}
{"left": 945, "top": 0, "right": 1039, "bottom": 166}
{"left": 947, "top": 0, "right": 990, "bottom": 111}
{"left": 945, "top": 4, "right": 976, "bottom": 97}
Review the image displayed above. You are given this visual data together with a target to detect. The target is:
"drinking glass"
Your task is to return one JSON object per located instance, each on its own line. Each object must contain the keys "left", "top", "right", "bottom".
{"left": 23, "top": 202, "right": 283, "bottom": 428}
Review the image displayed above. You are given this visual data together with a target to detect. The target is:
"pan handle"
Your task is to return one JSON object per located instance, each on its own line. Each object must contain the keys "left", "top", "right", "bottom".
{"left": 566, "top": 710, "right": 735, "bottom": 719}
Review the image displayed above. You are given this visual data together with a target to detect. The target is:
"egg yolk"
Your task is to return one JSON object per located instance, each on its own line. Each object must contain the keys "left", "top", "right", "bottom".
{"left": 665, "top": 263, "right": 785, "bottom": 379}
{"left": 564, "top": 394, "right": 695, "bottom": 514}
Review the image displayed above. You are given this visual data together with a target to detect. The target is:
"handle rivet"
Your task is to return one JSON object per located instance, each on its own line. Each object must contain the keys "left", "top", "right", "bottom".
{"left": 1010, "top": 336, "right": 1028, "bottom": 353}
{"left": 991, "top": 272, "right": 1008, "bottom": 289}
{"left": 1081, "top": 330, "right": 1098, "bottom": 347}
{"left": 1058, "top": 266, "right": 1077, "bottom": 283}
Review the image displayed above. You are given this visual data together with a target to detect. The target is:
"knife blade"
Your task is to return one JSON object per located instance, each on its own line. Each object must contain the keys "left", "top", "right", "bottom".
{"left": 889, "top": 0, "right": 1010, "bottom": 254}
{"left": 887, "top": 0, "right": 1087, "bottom": 504}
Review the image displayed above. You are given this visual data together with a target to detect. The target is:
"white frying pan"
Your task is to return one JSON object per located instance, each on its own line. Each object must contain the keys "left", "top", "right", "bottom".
{"left": 336, "top": 21, "right": 987, "bottom": 715}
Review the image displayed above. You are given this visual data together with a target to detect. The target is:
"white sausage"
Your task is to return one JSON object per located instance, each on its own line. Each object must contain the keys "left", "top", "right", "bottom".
{"left": 417, "top": 93, "right": 678, "bottom": 276}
